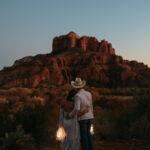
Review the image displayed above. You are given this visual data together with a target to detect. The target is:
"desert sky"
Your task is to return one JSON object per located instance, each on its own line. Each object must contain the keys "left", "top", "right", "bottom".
{"left": 0, "top": 0, "right": 150, "bottom": 69}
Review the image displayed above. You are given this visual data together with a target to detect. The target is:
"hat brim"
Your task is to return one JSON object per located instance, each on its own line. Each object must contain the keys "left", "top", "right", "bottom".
{"left": 71, "top": 80, "right": 86, "bottom": 88}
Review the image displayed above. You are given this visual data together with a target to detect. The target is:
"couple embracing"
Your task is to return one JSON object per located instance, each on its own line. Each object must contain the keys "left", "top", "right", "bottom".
{"left": 59, "top": 77, "right": 94, "bottom": 150}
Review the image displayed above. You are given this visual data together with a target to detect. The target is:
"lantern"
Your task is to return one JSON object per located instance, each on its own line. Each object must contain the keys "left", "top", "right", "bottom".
{"left": 90, "top": 124, "right": 94, "bottom": 135}
{"left": 56, "top": 126, "right": 66, "bottom": 141}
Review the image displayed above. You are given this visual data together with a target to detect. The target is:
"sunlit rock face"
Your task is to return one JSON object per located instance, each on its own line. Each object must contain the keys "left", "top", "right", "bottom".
{"left": 0, "top": 31, "right": 150, "bottom": 88}
{"left": 53, "top": 31, "right": 115, "bottom": 55}
{"left": 53, "top": 32, "right": 80, "bottom": 51}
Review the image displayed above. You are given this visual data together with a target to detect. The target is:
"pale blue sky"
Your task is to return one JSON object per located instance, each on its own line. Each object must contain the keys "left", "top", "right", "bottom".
{"left": 0, "top": 0, "right": 150, "bottom": 69}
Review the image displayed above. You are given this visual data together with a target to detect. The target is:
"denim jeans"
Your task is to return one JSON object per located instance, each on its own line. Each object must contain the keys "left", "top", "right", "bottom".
{"left": 79, "top": 119, "right": 93, "bottom": 150}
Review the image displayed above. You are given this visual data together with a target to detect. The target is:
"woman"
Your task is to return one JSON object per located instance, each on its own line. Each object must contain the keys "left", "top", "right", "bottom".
{"left": 59, "top": 90, "right": 88, "bottom": 150}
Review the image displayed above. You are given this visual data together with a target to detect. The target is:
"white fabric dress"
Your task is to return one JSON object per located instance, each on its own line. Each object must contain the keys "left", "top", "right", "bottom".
{"left": 59, "top": 107, "right": 80, "bottom": 150}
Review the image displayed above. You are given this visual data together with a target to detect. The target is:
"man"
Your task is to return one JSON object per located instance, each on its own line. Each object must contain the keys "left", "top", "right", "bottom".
{"left": 69, "top": 77, "right": 94, "bottom": 150}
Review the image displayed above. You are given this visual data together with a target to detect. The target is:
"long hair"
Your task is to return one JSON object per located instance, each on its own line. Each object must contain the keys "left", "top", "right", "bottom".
{"left": 66, "top": 90, "right": 77, "bottom": 101}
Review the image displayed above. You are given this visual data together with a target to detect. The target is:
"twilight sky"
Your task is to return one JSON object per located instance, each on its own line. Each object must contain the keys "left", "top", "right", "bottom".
{"left": 0, "top": 0, "right": 150, "bottom": 70}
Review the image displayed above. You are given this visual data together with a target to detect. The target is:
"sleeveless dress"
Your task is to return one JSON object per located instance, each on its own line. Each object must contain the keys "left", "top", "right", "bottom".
{"left": 59, "top": 107, "right": 80, "bottom": 150}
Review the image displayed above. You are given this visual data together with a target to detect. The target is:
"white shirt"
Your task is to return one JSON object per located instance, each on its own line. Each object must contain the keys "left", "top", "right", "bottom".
{"left": 69, "top": 89, "right": 94, "bottom": 120}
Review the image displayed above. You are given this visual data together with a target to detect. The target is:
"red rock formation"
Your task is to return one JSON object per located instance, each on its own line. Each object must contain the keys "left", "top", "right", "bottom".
{"left": 52, "top": 32, "right": 80, "bottom": 51}
{"left": 0, "top": 32, "right": 150, "bottom": 88}
{"left": 77, "top": 36, "right": 99, "bottom": 51}
{"left": 53, "top": 32, "right": 115, "bottom": 54}
{"left": 98, "top": 40, "right": 115, "bottom": 54}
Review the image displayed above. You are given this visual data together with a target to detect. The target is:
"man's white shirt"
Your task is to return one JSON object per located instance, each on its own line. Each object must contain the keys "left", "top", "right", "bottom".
{"left": 69, "top": 89, "right": 94, "bottom": 120}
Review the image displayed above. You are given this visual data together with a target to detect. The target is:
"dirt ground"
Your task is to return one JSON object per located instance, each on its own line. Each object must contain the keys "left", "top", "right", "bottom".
{"left": 48, "top": 139, "right": 150, "bottom": 150}
{"left": 94, "top": 140, "right": 150, "bottom": 150}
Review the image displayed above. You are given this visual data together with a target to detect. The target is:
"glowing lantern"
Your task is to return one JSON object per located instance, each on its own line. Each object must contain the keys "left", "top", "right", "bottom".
{"left": 90, "top": 124, "right": 94, "bottom": 135}
{"left": 56, "top": 127, "right": 66, "bottom": 141}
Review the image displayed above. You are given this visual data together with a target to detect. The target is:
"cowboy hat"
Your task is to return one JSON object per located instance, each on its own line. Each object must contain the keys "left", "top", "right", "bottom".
{"left": 71, "top": 77, "right": 86, "bottom": 88}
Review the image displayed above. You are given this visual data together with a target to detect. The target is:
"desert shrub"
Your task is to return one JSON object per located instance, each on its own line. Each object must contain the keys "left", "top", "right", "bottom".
{"left": 93, "top": 95, "right": 150, "bottom": 140}
{"left": 94, "top": 97, "right": 124, "bottom": 111}
{"left": 93, "top": 106, "right": 114, "bottom": 140}
{"left": 47, "top": 84, "right": 57, "bottom": 89}
{"left": 1, "top": 125, "right": 35, "bottom": 150}
{"left": 0, "top": 104, "right": 14, "bottom": 138}
{"left": 30, "top": 90, "right": 39, "bottom": 97}
{"left": 0, "top": 100, "right": 57, "bottom": 149}
{"left": 14, "top": 103, "right": 51, "bottom": 146}
{"left": 0, "top": 97, "right": 8, "bottom": 104}
{"left": 94, "top": 97, "right": 108, "bottom": 108}
{"left": 31, "top": 96, "right": 45, "bottom": 105}
{"left": 45, "top": 91, "right": 53, "bottom": 98}
{"left": 59, "top": 90, "right": 69, "bottom": 97}
{"left": 135, "top": 95, "right": 150, "bottom": 112}
{"left": 131, "top": 95, "right": 150, "bottom": 138}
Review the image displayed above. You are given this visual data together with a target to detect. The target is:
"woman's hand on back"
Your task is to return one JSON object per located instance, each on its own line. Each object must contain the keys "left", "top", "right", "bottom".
{"left": 77, "top": 106, "right": 89, "bottom": 117}
{"left": 83, "top": 107, "right": 89, "bottom": 113}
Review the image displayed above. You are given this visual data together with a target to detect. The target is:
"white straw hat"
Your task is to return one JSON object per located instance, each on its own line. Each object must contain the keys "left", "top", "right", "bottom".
{"left": 71, "top": 77, "right": 86, "bottom": 88}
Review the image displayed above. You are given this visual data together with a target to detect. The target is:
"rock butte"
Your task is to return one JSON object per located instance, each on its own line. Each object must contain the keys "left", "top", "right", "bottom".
{"left": 53, "top": 32, "right": 115, "bottom": 54}
{"left": 0, "top": 32, "right": 150, "bottom": 88}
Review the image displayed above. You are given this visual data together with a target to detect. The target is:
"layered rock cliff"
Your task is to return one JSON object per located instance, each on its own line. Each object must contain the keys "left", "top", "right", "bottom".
{"left": 0, "top": 32, "right": 150, "bottom": 88}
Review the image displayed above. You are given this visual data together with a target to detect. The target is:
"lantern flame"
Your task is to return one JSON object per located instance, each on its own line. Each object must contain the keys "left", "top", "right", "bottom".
{"left": 56, "top": 127, "right": 66, "bottom": 141}
{"left": 90, "top": 124, "right": 94, "bottom": 135}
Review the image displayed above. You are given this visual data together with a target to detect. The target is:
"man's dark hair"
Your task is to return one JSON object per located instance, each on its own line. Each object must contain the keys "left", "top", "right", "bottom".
{"left": 67, "top": 90, "right": 77, "bottom": 101}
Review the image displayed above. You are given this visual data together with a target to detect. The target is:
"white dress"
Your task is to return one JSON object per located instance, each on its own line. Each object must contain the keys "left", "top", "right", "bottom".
{"left": 59, "top": 107, "right": 80, "bottom": 150}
